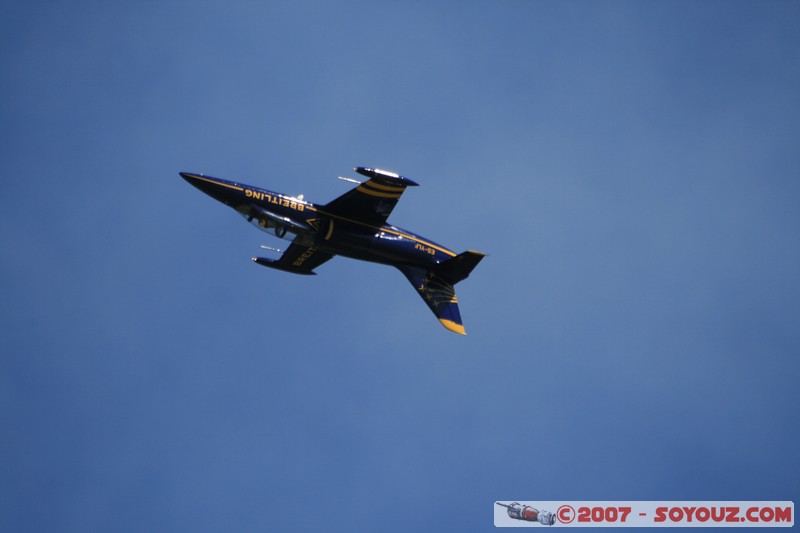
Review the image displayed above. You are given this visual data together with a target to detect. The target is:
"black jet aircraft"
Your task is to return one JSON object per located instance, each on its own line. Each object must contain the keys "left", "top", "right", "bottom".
{"left": 180, "top": 167, "right": 485, "bottom": 334}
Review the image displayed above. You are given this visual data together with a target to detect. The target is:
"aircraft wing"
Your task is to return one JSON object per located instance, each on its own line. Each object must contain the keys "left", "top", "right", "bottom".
{"left": 321, "top": 167, "right": 419, "bottom": 227}
{"left": 398, "top": 265, "right": 466, "bottom": 335}
{"left": 252, "top": 242, "right": 334, "bottom": 275}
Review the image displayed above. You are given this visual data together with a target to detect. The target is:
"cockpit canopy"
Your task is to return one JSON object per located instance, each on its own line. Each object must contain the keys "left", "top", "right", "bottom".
{"left": 236, "top": 205, "right": 294, "bottom": 240}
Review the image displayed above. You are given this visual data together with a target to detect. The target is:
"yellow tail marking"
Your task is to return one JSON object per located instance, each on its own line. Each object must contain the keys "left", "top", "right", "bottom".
{"left": 439, "top": 319, "right": 466, "bottom": 335}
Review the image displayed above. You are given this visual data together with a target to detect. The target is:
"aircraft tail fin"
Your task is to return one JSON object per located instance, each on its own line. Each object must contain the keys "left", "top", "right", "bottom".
{"left": 436, "top": 250, "right": 486, "bottom": 285}
{"left": 397, "top": 251, "right": 485, "bottom": 334}
{"left": 398, "top": 266, "right": 467, "bottom": 335}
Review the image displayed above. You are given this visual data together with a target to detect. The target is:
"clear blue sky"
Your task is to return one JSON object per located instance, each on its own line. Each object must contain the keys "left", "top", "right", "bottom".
{"left": 2, "top": 1, "right": 798, "bottom": 531}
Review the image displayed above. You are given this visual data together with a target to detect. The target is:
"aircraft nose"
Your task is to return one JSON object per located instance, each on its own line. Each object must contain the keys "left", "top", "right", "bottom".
{"left": 180, "top": 172, "right": 200, "bottom": 183}
{"left": 180, "top": 171, "right": 238, "bottom": 205}
{"left": 180, "top": 172, "right": 211, "bottom": 194}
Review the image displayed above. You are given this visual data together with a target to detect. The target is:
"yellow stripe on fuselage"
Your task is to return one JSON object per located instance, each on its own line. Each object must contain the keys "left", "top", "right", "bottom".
{"left": 304, "top": 206, "right": 457, "bottom": 258}
{"left": 189, "top": 175, "right": 244, "bottom": 191}
{"left": 380, "top": 228, "right": 457, "bottom": 257}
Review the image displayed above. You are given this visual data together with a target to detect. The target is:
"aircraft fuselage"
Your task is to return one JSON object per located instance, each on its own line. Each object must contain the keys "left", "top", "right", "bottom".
{"left": 182, "top": 173, "right": 456, "bottom": 268}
